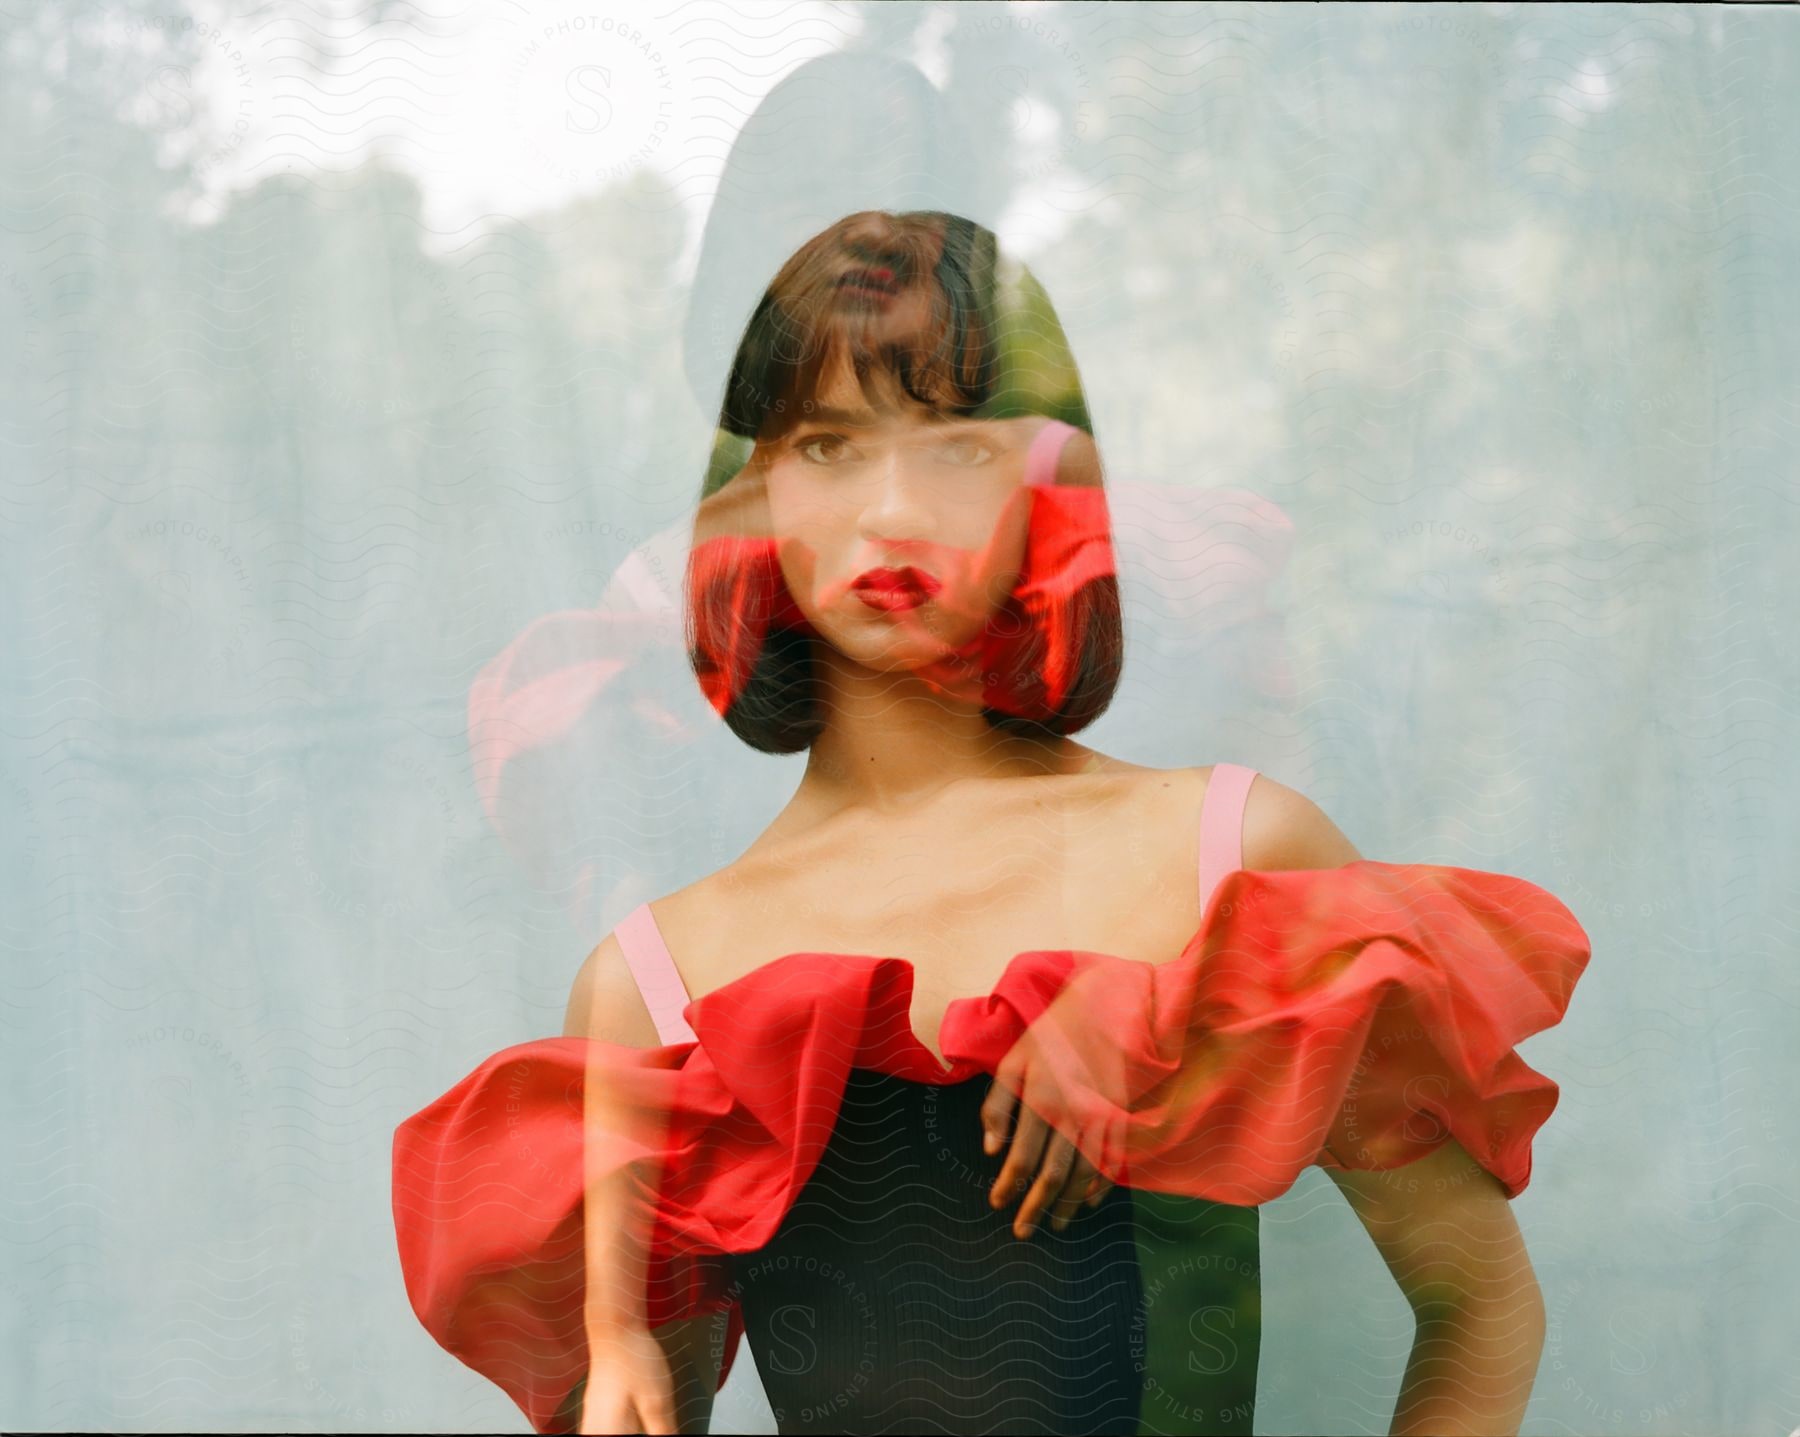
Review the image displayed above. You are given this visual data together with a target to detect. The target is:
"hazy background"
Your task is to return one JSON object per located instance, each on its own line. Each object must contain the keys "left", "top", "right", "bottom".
{"left": 2, "top": 2, "right": 1795, "bottom": 1433}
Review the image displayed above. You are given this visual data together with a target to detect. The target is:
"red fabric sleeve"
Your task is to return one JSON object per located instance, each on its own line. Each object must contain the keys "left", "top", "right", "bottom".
{"left": 942, "top": 860, "right": 1593, "bottom": 1203}
{"left": 392, "top": 860, "right": 1590, "bottom": 1431}
{"left": 390, "top": 950, "right": 929, "bottom": 1434}
{"left": 390, "top": 1037, "right": 747, "bottom": 1434}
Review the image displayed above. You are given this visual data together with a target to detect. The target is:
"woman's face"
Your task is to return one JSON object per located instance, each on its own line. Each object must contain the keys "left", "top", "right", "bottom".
{"left": 755, "top": 360, "right": 1040, "bottom": 691}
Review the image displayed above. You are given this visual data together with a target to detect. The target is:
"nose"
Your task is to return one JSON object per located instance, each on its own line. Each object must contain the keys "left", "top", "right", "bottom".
{"left": 839, "top": 217, "right": 914, "bottom": 284}
{"left": 855, "top": 443, "right": 937, "bottom": 545}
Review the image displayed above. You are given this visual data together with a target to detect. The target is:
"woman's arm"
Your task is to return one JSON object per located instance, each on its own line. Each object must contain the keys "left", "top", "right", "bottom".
{"left": 1326, "top": 1146, "right": 1546, "bottom": 1436}
{"left": 565, "top": 936, "right": 719, "bottom": 1434}
{"left": 1242, "top": 775, "right": 1546, "bottom": 1437}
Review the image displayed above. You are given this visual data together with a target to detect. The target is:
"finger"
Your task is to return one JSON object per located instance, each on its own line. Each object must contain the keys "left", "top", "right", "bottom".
{"left": 990, "top": 1103, "right": 1049, "bottom": 1211}
{"left": 980, "top": 1075, "right": 1018, "bottom": 1157}
{"left": 1081, "top": 1106, "right": 1127, "bottom": 1206}
{"left": 1014, "top": 1130, "right": 1078, "bottom": 1238}
{"left": 1046, "top": 1152, "right": 1100, "bottom": 1231}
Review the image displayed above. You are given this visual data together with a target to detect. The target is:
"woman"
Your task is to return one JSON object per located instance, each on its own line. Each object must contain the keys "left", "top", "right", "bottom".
{"left": 393, "top": 210, "right": 1591, "bottom": 1436}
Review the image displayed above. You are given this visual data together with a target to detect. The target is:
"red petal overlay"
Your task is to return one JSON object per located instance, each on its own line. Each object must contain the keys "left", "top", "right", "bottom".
{"left": 466, "top": 613, "right": 637, "bottom": 829}
{"left": 391, "top": 860, "right": 1590, "bottom": 1433}
{"left": 685, "top": 533, "right": 815, "bottom": 716}
{"left": 683, "top": 484, "right": 1117, "bottom": 723}
{"left": 980, "top": 483, "right": 1117, "bottom": 717}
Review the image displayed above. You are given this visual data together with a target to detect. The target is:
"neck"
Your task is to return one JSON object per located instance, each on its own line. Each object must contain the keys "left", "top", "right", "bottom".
{"left": 795, "top": 644, "right": 1093, "bottom": 818}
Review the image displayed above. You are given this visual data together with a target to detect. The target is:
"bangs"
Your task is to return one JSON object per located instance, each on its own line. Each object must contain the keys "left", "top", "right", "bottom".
{"left": 776, "top": 320, "right": 997, "bottom": 433}
{"left": 719, "top": 211, "right": 1005, "bottom": 440}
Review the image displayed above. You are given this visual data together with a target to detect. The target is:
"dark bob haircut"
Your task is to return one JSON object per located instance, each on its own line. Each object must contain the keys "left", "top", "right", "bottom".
{"left": 687, "top": 209, "right": 1122, "bottom": 755}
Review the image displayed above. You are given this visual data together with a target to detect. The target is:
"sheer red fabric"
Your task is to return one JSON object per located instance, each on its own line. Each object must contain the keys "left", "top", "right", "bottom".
{"left": 685, "top": 533, "right": 814, "bottom": 717}
{"left": 685, "top": 479, "right": 1116, "bottom": 724}
{"left": 996, "top": 484, "right": 1116, "bottom": 716}
{"left": 391, "top": 858, "right": 1590, "bottom": 1434}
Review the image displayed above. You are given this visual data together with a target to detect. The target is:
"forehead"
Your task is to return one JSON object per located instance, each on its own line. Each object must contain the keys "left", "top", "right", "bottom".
{"left": 794, "top": 348, "right": 946, "bottom": 425}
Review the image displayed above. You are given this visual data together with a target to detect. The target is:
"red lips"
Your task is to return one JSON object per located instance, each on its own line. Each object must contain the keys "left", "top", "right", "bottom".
{"left": 853, "top": 566, "right": 940, "bottom": 597}
{"left": 851, "top": 566, "right": 940, "bottom": 612}
{"left": 837, "top": 265, "right": 900, "bottom": 298}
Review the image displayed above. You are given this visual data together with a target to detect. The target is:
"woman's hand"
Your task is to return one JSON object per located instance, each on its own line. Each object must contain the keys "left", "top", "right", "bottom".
{"left": 579, "top": 1321, "right": 678, "bottom": 1435}
{"left": 981, "top": 1077, "right": 1117, "bottom": 1238}
{"left": 978, "top": 960, "right": 1143, "bottom": 1238}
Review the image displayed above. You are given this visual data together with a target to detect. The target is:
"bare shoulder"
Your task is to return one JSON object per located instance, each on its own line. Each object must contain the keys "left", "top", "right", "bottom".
{"left": 1238, "top": 771, "right": 1364, "bottom": 871}
{"left": 1076, "top": 749, "right": 1207, "bottom": 797}
{"left": 561, "top": 928, "right": 664, "bottom": 1046}
{"left": 564, "top": 854, "right": 762, "bottom": 1043}
{"left": 615, "top": 866, "right": 754, "bottom": 1010}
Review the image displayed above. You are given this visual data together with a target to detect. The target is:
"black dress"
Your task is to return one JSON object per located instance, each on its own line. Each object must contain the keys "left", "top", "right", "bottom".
{"left": 727, "top": 1068, "right": 1147, "bottom": 1436}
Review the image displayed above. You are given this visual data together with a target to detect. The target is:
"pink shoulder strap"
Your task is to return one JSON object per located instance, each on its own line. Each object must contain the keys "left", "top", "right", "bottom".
{"left": 1024, "top": 418, "right": 1079, "bottom": 488}
{"left": 1197, "top": 762, "right": 1258, "bottom": 910}
{"left": 613, "top": 903, "right": 698, "bottom": 1046}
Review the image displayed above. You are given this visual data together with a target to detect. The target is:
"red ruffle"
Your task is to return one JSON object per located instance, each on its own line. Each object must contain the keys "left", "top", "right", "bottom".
{"left": 994, "top": 484, "right": 1116, "bottom": 716}
{"left": 684, "top": 533, "right": 816, "bottom": 717}
{"left": 392, "top": 859, "right": 1590, "bottom": 1434}
{"left": 683, "top": 480, "right": 1118, "bottom": 724}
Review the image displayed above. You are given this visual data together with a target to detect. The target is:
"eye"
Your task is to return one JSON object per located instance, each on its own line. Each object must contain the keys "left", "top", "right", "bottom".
{"left": 939, "top": 437, "right": 994, "bottom": 466}
{"left": 795, "top": 432, "right": 850, "bottom": 465}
